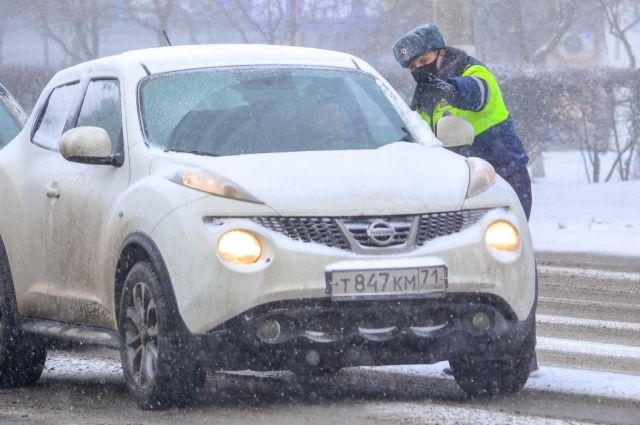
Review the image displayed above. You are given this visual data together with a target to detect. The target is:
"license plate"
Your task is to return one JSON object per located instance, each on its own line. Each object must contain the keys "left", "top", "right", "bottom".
{"left": 326, "top": 266, "right": 447, "bottom": 300}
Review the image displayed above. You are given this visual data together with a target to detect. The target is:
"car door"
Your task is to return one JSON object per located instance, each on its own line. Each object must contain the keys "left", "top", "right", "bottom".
{"left": 8, "top": 81, "right": 85, "bottom": 320}
{"left": 44, "top": 78, "right": 130, "bottom": 328}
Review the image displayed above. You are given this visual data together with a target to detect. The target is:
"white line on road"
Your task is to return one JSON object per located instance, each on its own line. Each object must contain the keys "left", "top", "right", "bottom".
{"left": 537, "top": 336, "right": 640, "bottom": 359}
{"left": 366, "top": 400, "right": 600, "bottom": 425}
{"left": 538, "top": 265, "right": 640, "bottom": 282}
{"left": 374, "top": 362, "right": 640, "bottom": 402}
{"left": 537, "top": 314, "right": 640, "bottom": 332}
{"left": 538, "top": 296, "right": 634, "bottom": 310}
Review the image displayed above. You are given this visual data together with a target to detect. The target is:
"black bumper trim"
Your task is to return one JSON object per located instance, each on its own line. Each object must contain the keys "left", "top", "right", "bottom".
{"left": 197, "top": 294, "right": 535, "bottom": 371}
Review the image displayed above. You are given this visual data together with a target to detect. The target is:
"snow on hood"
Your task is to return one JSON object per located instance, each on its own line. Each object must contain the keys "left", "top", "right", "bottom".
{"left": 151, "top": 143, "right": 470, "bottom": 216}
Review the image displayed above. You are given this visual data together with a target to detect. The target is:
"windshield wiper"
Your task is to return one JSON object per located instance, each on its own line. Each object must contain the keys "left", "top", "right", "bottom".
{"left": 164, "top": 148, "right": 220, "bottom": 157}
{"left": 399, "top": 126, "right": 416, "bottom": 143}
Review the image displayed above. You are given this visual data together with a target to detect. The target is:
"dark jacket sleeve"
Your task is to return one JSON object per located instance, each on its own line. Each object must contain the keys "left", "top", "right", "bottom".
{"left": 447, "top": 76, "right": 489, "bottom": 112}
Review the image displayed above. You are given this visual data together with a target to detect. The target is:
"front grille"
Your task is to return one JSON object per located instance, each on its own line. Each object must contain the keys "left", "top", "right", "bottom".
{"left": 246, "top": 208, "right": 493, "bottom": 251}
{"left": 250, "top": 217, "right": 351, "bottom": 250}
{"left": 342, "top": 216, "right": 413, "bottom": 248}
{"left": 416, "top": 209, "right": 489, "bottom": 246}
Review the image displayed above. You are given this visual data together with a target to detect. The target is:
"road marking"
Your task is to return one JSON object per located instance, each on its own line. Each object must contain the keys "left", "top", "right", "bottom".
{"left": 371, "top": 362, "right": 640, "bottom": 402}
{"left": 538, "top": 296, "right": 637, "bottom": 310}
{"left": 537, "top": 314, "right": 640, "bottom": 332}
{"left": 366, "top": 400, "right": 600, "bottom": 425}
{"left": 537, "top": 337, "right": 640, "bottom": 359}
{"left": 538, "top": 265, "right": 640, "bottom": 282}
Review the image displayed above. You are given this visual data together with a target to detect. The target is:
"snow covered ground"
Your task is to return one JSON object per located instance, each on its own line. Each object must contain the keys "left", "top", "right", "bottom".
{"left": 529, "top": 151, "right": 640, "bottom": 257}
{"left": 41, "top": 350, "right": 640, "bottom": 424}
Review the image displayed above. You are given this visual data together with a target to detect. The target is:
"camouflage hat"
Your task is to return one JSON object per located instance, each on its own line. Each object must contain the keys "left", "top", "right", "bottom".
{"left": 393, "top": 23, "right": 446, "bottom": 68}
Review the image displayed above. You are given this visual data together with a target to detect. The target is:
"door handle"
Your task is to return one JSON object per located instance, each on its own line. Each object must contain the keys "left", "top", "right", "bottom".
{"left": 46, "top": 183, "right": 60, "bottom": 198}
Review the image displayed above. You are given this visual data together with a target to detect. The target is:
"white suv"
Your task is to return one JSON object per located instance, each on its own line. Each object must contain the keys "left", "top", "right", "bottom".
{"left": 0, "top": 45, "right": 536, "bottom": 409}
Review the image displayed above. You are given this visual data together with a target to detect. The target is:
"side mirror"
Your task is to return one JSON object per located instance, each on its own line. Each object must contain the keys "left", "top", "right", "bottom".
{"left": 435, "top": 116, "right": 475, "bottom": 148}
{"left": 59, "top": 126, "right": 122, "bottom": 166}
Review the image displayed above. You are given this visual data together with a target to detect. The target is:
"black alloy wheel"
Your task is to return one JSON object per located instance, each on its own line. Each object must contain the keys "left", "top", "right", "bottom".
{"left": 124, "top": 281, "right": 160, "bottom": 389}
{"left": 118, "top": 261, "right": 205, "bottom": 409}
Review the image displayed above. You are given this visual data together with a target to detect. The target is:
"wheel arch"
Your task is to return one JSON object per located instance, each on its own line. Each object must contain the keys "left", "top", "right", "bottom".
{"left": 115, "top": 232, "right": 189, "bottom": 333}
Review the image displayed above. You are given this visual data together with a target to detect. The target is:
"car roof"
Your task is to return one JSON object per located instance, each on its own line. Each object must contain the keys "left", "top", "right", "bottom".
{"left": 66, "top": 44, "right": 365, "bottom": 76}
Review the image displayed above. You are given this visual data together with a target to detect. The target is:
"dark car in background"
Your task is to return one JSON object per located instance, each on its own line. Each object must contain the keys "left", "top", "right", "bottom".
{"left": 0, "top": 83, "right": 25, "bottom": 149}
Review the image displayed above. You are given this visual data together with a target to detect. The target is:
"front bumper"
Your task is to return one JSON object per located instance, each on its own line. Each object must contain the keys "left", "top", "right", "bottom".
{"left": 152, "top": 204, "right": 536, "bottom": 334}
{"left": 196, "top": 293, "right": 535, "bottom": 371}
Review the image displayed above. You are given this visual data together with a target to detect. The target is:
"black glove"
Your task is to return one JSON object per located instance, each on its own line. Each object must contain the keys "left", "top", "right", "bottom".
{"left": 420, "top": 73, "right": 456, "bottom": 103}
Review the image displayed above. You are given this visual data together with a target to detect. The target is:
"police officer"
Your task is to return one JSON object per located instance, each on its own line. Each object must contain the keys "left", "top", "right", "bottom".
{"left": 393, "top": 24, "right": 532, "bottom": 219}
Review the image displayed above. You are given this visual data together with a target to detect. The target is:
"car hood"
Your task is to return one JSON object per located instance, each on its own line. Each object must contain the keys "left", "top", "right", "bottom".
{"left": 151, "top": 143, "right": 470, "bottom": 216}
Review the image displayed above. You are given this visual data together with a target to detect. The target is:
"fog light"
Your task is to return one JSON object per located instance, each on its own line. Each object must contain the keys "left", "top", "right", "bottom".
{"left": 218, "top": 229, "right": 262, "bottom": 264}
{"left": 472, "top": 312, "right": 492, "bottom": 331}
{"left": 258, "top": 319, "right": 281, "bottom": 342}
{"left": 485, "top": 220, "right": 520, "bottom": 252}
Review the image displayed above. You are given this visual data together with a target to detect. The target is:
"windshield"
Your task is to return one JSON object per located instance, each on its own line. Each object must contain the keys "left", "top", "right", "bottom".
{"left": 140, "top": 67, "right": 413, "bottom": 156}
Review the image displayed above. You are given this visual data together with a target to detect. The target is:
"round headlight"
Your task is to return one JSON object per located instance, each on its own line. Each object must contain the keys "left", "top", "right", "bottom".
{"left": 485, "top": 221, "right": 520, "bottom": 252}
{"left": 218, "top": 230, "right": 262, "bottom": 264}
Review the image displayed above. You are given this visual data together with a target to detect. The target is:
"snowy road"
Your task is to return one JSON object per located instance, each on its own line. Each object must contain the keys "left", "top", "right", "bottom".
{"left": 1, "top": 255, "right": 639, "bottom": 425}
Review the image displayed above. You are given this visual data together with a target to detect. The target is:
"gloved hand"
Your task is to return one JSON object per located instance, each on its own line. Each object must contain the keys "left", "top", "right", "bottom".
{"left": 420, "top": 73, "right": 456, "bottom": 102}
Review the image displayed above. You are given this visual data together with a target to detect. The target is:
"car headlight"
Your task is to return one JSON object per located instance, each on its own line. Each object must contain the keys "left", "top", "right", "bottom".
{"left": 466, "top": 157, "right": 496, "bottom": 198}
{"left": 485, "top": 220, "right": 520, "bottom": 252}
{"left": 218, "top": 230, "right": 262, "bottom": 264}
{"left": 169, "top": 169, "right": 263, "bottom": 204}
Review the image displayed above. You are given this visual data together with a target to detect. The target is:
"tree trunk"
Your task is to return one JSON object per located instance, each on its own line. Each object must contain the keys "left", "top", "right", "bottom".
{"left": 593, "top": 151, "right": 601, "bottom": 183}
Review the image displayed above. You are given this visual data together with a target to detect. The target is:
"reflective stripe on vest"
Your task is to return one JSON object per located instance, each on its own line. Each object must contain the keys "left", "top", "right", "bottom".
{"left": 425, "top": 65, "right": 509, "bottom": 136}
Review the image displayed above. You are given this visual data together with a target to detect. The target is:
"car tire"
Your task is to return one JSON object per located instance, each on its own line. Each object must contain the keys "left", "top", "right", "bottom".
{"left": 118, "top": 261, "right": 205, "bottom": 409}
{"left": 0, "top": 248, "right": 47, "bottom": 388}
{"left": 450, "top": 322, "right": 536, "bottom": 397}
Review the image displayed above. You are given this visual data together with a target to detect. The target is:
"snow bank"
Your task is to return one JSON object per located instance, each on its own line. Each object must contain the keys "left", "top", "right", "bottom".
{"left": 529, "top": 151, "right": 640, "bottom": 257}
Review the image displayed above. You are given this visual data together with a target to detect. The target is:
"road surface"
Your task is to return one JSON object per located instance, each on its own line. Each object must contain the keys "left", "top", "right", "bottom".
{"left": 1, "top": 253, "right": 639, "bottom": 424}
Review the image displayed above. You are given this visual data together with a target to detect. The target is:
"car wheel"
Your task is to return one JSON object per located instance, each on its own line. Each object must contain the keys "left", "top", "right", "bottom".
{"left": 0, "top": 250, "right": 47, "bottom": 388}
{"left": 450, "top": 322, "right": 536, "bottom": 397}
{"left": 118, "top": 261, "right": 205, "bottom": 409}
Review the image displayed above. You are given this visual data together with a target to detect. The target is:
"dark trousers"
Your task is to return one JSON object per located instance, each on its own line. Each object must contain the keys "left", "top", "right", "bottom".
{"left": 501, "top": 166, "right": 532, "bottom": 220}
{"left": 502, "top": 165, "right": 537, "bottom": 370}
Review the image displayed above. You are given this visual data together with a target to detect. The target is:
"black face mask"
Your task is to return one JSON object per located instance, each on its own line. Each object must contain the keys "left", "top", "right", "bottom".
{"left": 411, "top": 60, "right": 439, "bottom": 83}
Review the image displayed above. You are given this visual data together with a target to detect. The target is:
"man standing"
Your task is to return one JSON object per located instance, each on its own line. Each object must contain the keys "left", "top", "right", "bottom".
{"left": 393, "top": 24, "right": 532, "bottom": 219}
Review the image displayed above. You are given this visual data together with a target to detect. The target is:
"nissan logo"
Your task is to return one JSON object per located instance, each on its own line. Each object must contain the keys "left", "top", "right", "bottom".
{"left": 366, "top": 220, "right": 395, "bottom": 246}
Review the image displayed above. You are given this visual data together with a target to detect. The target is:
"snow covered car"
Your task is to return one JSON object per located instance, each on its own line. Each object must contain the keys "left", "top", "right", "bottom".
{"left": 0, "top": 83, "right": 25, "bottom": 149}
{"left": 0, "top": 45, "right": 536, "bottom": 408}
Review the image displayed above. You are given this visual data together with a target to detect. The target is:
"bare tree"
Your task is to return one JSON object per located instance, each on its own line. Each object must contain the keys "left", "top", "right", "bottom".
{"left": 602, "top": 78, "right": 637, "bottom": 181}
{"left": 124, "top": 0, "right": 186, "bottom": 47}
{"left": 514, "top": 0, "right": 578, "bottom": 63}
{"left": 179, "top": 0, "right": 302, "bottom": 45}
{"left": 551, "top": 72, "right": 611, "bottom": 183}
{"left": 530, "top": 0, "right": 578, "bottom": 62}
{"left": 474, "top": 0, "right": 583, "bottom": 65}
{"left": 598, "top": 0, "right": 640, "bottom": 69}
{"left": 598, "top": 0, "right": 640, "bottom": 179}
{"left": 22, "top": 0, "right": 114, "bottom": 64}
